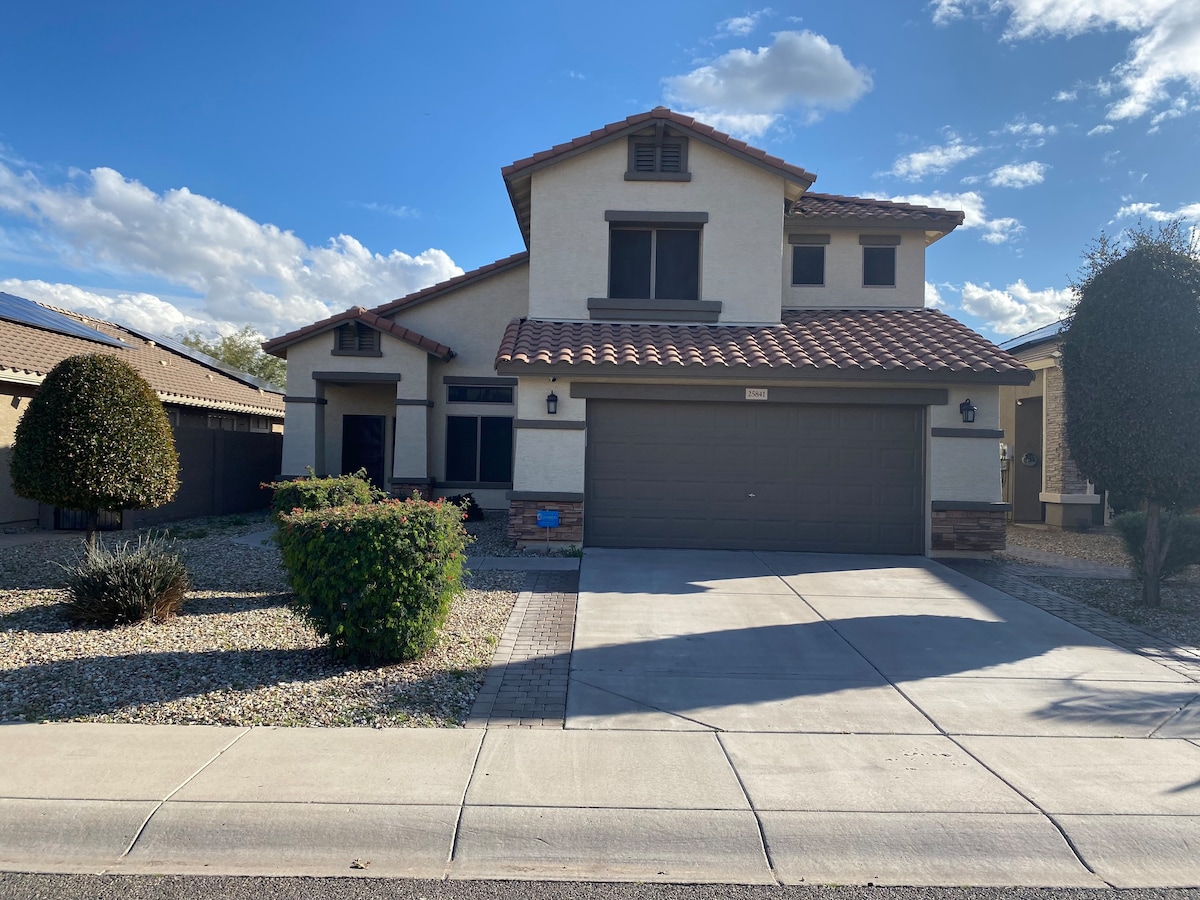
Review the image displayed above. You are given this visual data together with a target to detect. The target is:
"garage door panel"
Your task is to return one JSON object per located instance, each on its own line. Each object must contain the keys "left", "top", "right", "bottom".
{"left": 586, "top": 400, "right": 925, "bottom": 553}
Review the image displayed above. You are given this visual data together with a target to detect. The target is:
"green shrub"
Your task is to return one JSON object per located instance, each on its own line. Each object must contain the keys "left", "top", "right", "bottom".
{"left": 63, "top": 536, "right": 190, "bottom": 627}
{"left": 264, "top": 469, "right": 381, "bottom": 519}
{"left": 1112, "top": 512, "right": 1200, "bottom": 581}
{"left": 277, "top": 498, "right": 471, "bottom": 662}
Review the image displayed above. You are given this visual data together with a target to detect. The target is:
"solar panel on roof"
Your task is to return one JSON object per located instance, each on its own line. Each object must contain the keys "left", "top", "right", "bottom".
{"left": 0, "top": 292, "right": 130, "bottom": 349}
{"left": 997, "top": 321, "right": 1064, "bottom": 352}
{"left": 117, "top": 323, "right": 283, "bottom": 394}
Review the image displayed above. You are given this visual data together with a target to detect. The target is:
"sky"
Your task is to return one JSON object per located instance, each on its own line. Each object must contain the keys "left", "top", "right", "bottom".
{"left": 1, "top": 0, "right": 1198, "bottom": 345}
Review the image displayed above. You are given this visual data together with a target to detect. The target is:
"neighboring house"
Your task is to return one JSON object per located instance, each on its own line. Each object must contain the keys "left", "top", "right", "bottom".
{"left": 0, "top": 292, "right": 285, "bottom": 529}
{"left": 997, "top": 322, "right": 1104, "bottom": 529}
{"left": 265, "top": 108, "right": 1032, "bottom": 555}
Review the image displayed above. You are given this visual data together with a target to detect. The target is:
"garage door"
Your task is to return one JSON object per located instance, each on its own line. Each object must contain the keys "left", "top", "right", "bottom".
{"left": 585, "top": 400, "right": 924, "bottom": 554}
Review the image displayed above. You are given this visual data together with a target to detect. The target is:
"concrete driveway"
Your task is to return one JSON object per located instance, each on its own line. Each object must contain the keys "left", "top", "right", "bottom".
{"left": 565, "top": 548, "right": 1200, "bottom": 885}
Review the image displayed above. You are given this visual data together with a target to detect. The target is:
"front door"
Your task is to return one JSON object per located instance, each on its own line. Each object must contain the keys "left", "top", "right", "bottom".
{"left": 342, "top": 415, "right": 386, "bottom": 489}
{"left": 1012, "top": 397, "right": 1043, "bottom": 522}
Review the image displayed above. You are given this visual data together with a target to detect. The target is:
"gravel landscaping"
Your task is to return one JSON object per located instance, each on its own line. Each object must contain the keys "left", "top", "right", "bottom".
{"left": 0, "top": 512, "right": 523, "bottom": 727}
{"left": 1002, "top": 523, "right": 1200, "bottom": 648}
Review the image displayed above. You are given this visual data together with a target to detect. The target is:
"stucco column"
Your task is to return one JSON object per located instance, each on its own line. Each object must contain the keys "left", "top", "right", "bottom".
{"left": 392, "top": 378, "right": 431, "bottom": 498}
{"left": 280, "top": 387, "right": 326, "bottom": 478}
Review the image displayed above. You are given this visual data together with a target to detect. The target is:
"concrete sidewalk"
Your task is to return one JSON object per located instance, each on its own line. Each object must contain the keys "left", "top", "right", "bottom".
{"left": 4, "top": 550, "right": 1200, "bottom": 887}
{"left": 1, "top": 722, "right": 1197, "bottom": 887}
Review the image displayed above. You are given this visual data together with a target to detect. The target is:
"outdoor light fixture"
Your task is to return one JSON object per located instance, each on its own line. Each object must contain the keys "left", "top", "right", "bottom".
{"left": 959, "top": 398, "right": 977, "bottom": 423}
{"left": 546, "top": 391, "right": 558, "bottom": 415}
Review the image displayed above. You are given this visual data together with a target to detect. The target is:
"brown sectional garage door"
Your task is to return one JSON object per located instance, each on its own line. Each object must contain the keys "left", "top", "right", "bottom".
{"left": 585, "top": 400, "right": 924, "bottom": 554}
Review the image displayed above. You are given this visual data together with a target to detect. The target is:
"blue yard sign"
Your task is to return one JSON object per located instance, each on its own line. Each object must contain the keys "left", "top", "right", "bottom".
{"left": 536, "top": 509, "right": 560, "bottom": 529}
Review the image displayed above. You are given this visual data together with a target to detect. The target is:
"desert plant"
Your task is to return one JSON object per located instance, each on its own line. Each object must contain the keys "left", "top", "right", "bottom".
{"left": 62, "top": 536, "right": 190, "bottom": 627}
{"left": 1113, "top": 512, "right": 1200, "bottom": 583}
{"left": 264, "top": 468, "right": 382, "bottom": 519}
{"left": 11, "top": 354, "right": 180, "bottom": 548}
{"left": 276, "top": 498, "right": 471, "bottom": 662}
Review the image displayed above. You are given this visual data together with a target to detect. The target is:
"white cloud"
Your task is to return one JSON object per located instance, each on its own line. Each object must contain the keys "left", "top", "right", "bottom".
{"left": 1002, "top": 119, "right": 1057, "bottom": 137}
{"left": 884, "top": 190, "right": 1025, "bottom": 243}
{"left": 0, "top": 278, "right": 217, "bottom": 337}
{"left": 1054, "top": 89, "right": 1078, "bottom": 101}
{"left": 0, "top": 161, "right": 463, "bottom": 338}
{"left": 934, "top": 1, "right": 1200, "bottom": 122}
{"left": 988, "top": 161, "right": 1049, "bottom": 188}
{"left": 664, "top": 30, "right": 872, "bottom": 136}
{"left": 960, "top": 279, "right": 1074, "bottom": 336}
{"left": 888, "top": 137, "right": 982, "bottom": 180}
{"left": 1088, "top": 123, "right": 1116, "bottom": 135}
{"left": 718, "top": 9, "right": 772, "bottom": 36}
{"left": 352, "top": 201, "right": 419, "bottom": 219}
{"left": 1114, "top": 199, "right": 1200, "bottom": 222}
{"left": 925, "top": 281, "right": 947, "bottom": 309}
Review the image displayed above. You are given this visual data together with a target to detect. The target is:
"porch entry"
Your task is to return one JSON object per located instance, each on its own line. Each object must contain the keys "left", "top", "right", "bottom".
{"left": 341, "top": 414, "right": 387, "bottom": 489}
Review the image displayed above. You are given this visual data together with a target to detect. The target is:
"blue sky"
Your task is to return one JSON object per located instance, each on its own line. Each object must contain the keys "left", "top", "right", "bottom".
{"left": 1, "top": 0, "right": 1197, "bottom": 343}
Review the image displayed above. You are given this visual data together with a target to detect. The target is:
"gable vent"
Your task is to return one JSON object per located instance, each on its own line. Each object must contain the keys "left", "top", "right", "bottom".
{"left": 633, "top": 143, "right": 657, "bottom": 172}
{"left": 659, "top": 142, "right": 682, "bottom": 173}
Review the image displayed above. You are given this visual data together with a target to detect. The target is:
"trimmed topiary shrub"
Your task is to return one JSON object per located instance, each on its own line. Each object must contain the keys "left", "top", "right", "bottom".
{"left": 11, "top": 354, "right": 179, "bottom": 546}
{"left": 265, "top": 468, "right": 381, "bottom": 519}
{"left": 277, "top": 498, "right": 471, "bottom": 662}
{"left": 63, "top": 535, "right": 190, "bottom": 627}
{"left": 1113, "top": 512, "right": 1200, "bottom": 582}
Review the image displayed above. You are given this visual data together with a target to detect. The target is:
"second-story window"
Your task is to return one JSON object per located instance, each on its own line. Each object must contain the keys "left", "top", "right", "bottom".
{"left": 861, "top": 235, "right": 900, "bottom": 288}
{"left": 609, "top": 227, "right": 700, "bottom": 301}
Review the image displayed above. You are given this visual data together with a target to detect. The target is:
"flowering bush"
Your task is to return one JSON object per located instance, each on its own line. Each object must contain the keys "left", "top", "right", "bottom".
{"left": 276, "top": 498, "right": 471, "bottom": 662}
{"left": 264, "top": 469, "right": 381, "bottom": 520}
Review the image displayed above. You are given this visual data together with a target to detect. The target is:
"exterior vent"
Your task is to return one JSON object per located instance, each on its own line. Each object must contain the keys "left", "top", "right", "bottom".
{"left": 633, "top": 143, "right": 657, "bottom": 172}
{"left": 335, "top": 322, "right": 380, "bottom": 355}
{"left": 659, "top": 142, "right": 682, "bottom": 172}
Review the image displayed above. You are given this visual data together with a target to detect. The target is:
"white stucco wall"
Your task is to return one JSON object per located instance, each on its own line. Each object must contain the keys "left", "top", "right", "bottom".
{"left": 782, "top": 229, "right": 927, "bottom": 309}
{"left": 512, "top": 428, "right": 586, "bottom": 494}
{"left": 516, "top": 377, "right": 584, "bottom": 423}
{"left": 527, "top": 139, "right": 786, "bottom": 324}
{"left": 929, "top": 385, "right": 1003, "bottom": 503}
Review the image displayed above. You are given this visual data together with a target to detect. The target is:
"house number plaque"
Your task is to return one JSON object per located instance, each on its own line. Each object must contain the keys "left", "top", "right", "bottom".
{"left": 745, "top": 388, "right": 768, "bottom": 400}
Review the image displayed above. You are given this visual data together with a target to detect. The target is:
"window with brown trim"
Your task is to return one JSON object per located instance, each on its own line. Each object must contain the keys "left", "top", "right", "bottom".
{"left": 333, "top": 322, "right": 381, "bottom": 356}
{"left": 609, "top": 226, "right": 700, "bottom": 301}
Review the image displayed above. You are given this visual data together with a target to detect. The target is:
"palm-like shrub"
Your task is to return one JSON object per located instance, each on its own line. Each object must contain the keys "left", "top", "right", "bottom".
{"left": 64, "top": 536, "right": 190, "bottom": 627}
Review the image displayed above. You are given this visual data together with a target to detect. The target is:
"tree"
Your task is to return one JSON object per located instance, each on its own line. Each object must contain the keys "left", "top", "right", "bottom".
{"left": 1062, "top": 222, "right": 1200, "bottom": 606}
{"left": 11, "top": 355, "right": 180, "bottom": 547}
{"left": 179, "top": 325, "right": 286, "bottom": 389}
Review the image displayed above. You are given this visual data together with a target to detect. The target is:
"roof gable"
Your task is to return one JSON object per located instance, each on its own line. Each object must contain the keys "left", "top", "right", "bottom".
{"left": 263, "top": 305, "right": 454, "bottom": 360}
{"left": 503, "top": 107, "right": 818, "bottom": 247}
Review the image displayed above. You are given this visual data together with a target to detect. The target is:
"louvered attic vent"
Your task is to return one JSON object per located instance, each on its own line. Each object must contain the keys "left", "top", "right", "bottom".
{"left": 334, "top": 322, "right": 381, "bottom": 355}
{"left": 626, "top": 133, "right": 689, "bottom": 180}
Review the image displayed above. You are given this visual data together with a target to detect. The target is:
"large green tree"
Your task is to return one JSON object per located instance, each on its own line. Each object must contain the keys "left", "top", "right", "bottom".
{"left": 1062, "top": 223, "right": 1200, "bottom": 606}
{"left": 11, "top": 355, "right": 180, "bottom": 547}
{"left": 179, "top": 325, "right": 286, "bottom": 389}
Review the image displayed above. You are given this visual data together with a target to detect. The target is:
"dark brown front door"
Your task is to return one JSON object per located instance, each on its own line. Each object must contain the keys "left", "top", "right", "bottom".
{"left": 1012, "top": 397, "right": 1043, "bottom": 522}
{"left": 585, "top": 400, "right": 925, "bottom": 554}
{"left": 342, "top": 415, "right": 386, "bottom": 489}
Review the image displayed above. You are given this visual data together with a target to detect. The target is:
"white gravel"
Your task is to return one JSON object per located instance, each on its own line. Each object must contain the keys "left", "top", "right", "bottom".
{"left": 0, "top": 513, "right": 522, "bottom": 727}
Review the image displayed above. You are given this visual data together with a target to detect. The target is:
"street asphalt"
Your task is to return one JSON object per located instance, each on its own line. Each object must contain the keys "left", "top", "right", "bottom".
{"left": 2, "top": 549, "right": 1199, "bottom": 888}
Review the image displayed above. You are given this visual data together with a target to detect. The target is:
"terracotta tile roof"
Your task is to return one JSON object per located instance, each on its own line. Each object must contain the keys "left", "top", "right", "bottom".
{"left": 0, "top": 305, "right": 285, "bottom": 416}
{"left": 791, "top": 193, "right": 965, "bottom": 228}
{"left": 263, "top": 305, "right": 454, "bottom": 360}
{"left": 371, "top": 251, "right": 528, "bottom": 316}
{"left": 496, "top": 309, "right": 1032, "bottom": 384}
{"left": 502, "top": 107, "right": 817, "bottom": 185}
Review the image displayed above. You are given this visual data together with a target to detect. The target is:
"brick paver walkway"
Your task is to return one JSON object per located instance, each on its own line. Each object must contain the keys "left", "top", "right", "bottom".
{"left": 947, "top": 559, "right": 1200, "bottom": 682}
{"left": 466, "top": 569, "right": 578, "bottom": 729}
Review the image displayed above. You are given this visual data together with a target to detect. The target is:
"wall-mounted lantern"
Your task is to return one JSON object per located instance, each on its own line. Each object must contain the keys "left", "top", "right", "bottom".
{"left": 959, "top": 398, "right": 977, "bottom": 423}
{"left": 546, "top": 391, "right": 558, "bottom": 415}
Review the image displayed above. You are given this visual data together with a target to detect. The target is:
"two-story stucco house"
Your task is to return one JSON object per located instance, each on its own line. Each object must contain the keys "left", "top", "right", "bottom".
{"left": 264, "top": 108, "right": 1032, "bottom": 555}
